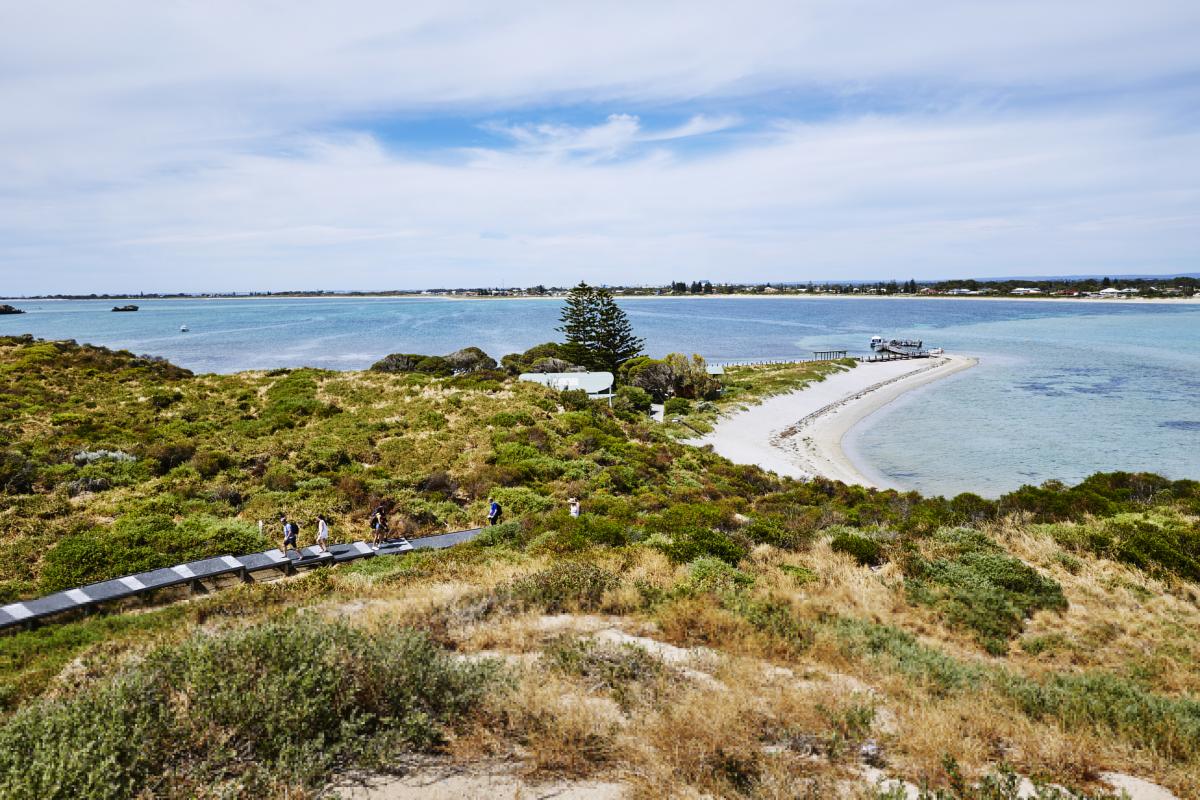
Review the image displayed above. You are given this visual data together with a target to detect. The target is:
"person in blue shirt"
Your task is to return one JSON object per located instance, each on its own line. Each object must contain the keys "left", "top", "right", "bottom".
{"left": 280, "top": 514, "right": 299, "bottom": 556}
{"left": 487, "top": 497, "right": 502, "bottom": 526}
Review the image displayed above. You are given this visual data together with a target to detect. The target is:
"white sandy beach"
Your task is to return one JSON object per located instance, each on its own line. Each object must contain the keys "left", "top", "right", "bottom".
{"left": 693, "top": 355, "right": 977, "bottom": 487}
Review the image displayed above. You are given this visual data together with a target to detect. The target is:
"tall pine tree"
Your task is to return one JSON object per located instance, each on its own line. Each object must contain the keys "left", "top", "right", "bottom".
{"left": 592, "top": 288, "right": 644, "bottom": 372}
{"left": 557, "top": 282, "right": 599, "bottom": 368}
{"left": 556, "top": 282, "right": 644, "bottom": 373}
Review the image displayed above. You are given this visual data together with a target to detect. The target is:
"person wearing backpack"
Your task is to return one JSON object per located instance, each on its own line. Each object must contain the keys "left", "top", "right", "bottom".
{"left": 280, "top": 514, "right": 299, "bottom": 556}
{"left": 370, "top": 505, "right": 389, "bottom": 549}
{"left": 487, "top": 497, "right": 502, "bottom": 526}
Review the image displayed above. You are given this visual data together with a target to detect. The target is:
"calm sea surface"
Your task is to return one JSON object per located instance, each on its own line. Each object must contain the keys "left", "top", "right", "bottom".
{"left": 3, "top": 296, "right": 1198, "bottom": 497}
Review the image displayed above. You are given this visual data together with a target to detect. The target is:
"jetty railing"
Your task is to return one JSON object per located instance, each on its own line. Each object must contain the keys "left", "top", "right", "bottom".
{"left": 859, "top": 351, "right": 931, "bottom": 362}
{"left": 712, "top": 351, "right": 849, "bottom": 368}
{"left": 0, "top": 527, "right": 485, "bottom": 633}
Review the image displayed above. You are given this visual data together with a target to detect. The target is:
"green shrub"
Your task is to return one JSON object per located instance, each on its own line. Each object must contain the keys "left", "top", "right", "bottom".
{"left": 830, "top": 530, "right": 885, "bottom": 566}
{"left": 499, "top": 342, "right": 578, "bottom": 375}
{"left": 1049, "top": 512, "right": 1200, "bottom": 582}
{"left": 506, "top": 562, "right": 618, "bottom": 613}
{"left": 147, "top": 389, "right": 182, "bottom": 409}
{"left": 0, "top": 620, "right": 498, "bottom": 798}
{"left": 488, "top": 410, "right": 536, "bottom": 428}
{"left": 559, "top": 388, "right": 592, "bottom": 410}
{"left": 903, "top": 529, "right": 1067, "bottom": 655}
{"left": 779, "top": 563, "right": 818, "bottom": 585}
{"left": 684, "top": 556, "right": 754, "bottom": 594}
{"left": 527, "top": 512, "right": 630, "bottom": 554}
{"left": 999, "top": 670, "right": 1200, "bottom": 763}
{"left": 370, "top": 352, "right": 453, "bottom": 375}
{"left": 143, "top": 441, "right": 196, "bottom": 475}
{"left": 545, "top": 636, "right": 662, "bottom": 708}
{"left": 262, "top": 465, "right": 297, "bottom": 492}
{"left": 645, "top": 503, "right": 747, "bottom": 565}
{"left": 625, "top": 353, "right": 721, "bottom": 402}
{"left": 39, "top": 515, "right": 269, "bottom": 592}
{"left": 730, "top": 595, "right": 814, "bottom": 655}
{"left": 613, "top": 385, "right": 652, "bottom": 414}
{"left": 743, "top": 514, "right": 808, "bottom": 550}
{"left": 0, "top": 449, "right": 37, "bottom": 494}
{"left": 190, "top": 449, "right": 230, "bottom": 478}
{"left": 663, "top": 397, "right": 692, "bottom": 416}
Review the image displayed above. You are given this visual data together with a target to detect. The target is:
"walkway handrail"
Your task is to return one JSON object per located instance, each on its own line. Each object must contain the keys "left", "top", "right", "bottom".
{"left": 0, "top": 527, "right": 486, "bottom": 632}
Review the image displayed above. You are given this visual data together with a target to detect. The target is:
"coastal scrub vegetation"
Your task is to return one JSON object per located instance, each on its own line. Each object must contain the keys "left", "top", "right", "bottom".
{"left": 0, "top": 334, "right": 1198, "bottom": 797}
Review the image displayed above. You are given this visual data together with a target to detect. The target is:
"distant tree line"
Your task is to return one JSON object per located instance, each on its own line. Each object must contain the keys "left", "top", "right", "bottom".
{"left": 668, "top": 281, "right": 714, "bottom": 294}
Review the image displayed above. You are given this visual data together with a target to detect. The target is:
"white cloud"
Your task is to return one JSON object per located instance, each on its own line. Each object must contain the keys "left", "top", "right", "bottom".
{"left": 0, "top": 1, "right": 1198, "bottom": 291}
{"left": 486, "top": 113, "right": 739, "bottom": 160}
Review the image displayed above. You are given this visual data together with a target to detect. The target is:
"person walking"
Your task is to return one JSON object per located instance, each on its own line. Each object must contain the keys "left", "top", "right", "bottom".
{"left": 487, "top": 497, "right": 502, "bottom": 526}
{"left": 568, "top": 497, "right": 581, "bottom": 518}
{"left": 280, "top": 514, "right": 299, "bottom": 557}
{"left": 370, "top": 505, "right": 389, "bottom": 549}
{"left": 315, "top": 514, "right": 331, "bottom": 553}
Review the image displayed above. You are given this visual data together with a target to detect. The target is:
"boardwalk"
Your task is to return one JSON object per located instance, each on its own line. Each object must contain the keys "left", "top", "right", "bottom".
{"left": 0, "top": 528, "right": 485, "bottom": 633}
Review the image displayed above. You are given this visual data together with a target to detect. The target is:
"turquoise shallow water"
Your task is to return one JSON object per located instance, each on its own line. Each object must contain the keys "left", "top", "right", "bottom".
{"left": 2, "top": 296, "right": 1197, "bottom": 497}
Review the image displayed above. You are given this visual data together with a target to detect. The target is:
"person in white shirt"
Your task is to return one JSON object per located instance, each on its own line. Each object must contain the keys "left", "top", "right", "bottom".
{"left": 568, "top": 497, "right": 581, "bottom": 518}
{"left": 315, "top": 514, "right": 331, "bottom": 552}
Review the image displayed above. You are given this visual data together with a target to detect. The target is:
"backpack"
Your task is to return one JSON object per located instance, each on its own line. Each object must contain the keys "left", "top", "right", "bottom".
{"left": 490, "top": 502, "right": 502, "bottom": 517}
{"left": 289, "top": 521, "right": 300, "bottom": 536}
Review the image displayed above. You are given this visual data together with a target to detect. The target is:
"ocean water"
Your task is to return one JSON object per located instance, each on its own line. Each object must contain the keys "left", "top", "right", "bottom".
{"left": 3, "top": 296, "right": 1198, "bottom": 497}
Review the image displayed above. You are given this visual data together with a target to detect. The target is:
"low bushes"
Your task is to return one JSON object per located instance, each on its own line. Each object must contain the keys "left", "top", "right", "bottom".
{"left": 38, "top": 514, "right": 269, "bottom": 593}
{"left": 901, "top": 529, "right": 1067, "bottom": 655}
{"left": 545, "top": 636, "right": 663, "bottom": 709}
{"left": 527, "top": 513, "right": 630, "bottom": 554}
{"left": 1047, "top": 512, "right": 1200, "bottom": 582}
{"left": 829, "top": 529, "right": 885, "bottom": 566}
{"left": 0, "top": 449, "right": 38, "bottom": 494}
{"left": 663, "top": 397, "right": 692, "bottom": 416}
{"left": 613, "top": 385, "right": 652, "bottom": 415}
{"left": 645, "top": 503, "right": 748, "bottom": 565}
{"left": 998, "top": 670, "right": 1200, "bottom": 763}
{"left": 0, "top": 620, "right": 498, "bottom": 799}
{"left": 622, "top": 353, "right": 721, "bottom": 402}
{"left": 506, "top": 561, "right": 619, "bottom": 613}
{"left": 254, "top": 369, "right": 341, "bottom": 432}
{"left": 836, "top": 615, "right": 1200, "bottom": 763}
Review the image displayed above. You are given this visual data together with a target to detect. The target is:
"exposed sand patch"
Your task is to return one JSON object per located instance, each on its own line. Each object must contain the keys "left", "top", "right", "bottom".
{"left": 337, "top": 761, "right": 627, "bottom": 800}
{"left": 1101, "top": 772, "right": 1182, "bottom": 800}
{"left": 693, "top": 355, "right": 976, "bottom": 486}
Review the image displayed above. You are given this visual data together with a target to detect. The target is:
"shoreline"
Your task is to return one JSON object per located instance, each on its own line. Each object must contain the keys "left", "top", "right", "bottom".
{"left": 692, "top": 355, "right": 978, "bottom": 487}
{"left": 4, "top": 294, "right": 1198, "bottom": 306}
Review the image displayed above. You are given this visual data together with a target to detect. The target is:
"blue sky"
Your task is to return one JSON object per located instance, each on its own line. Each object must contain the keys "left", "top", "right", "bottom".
{"left": 2, "top": 1, "right": 1199, "bottom": 293}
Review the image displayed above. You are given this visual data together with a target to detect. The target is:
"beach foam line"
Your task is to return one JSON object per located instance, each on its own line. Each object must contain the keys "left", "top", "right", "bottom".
{"left": 693, "top": 355, "right": 977, "bottom": 486}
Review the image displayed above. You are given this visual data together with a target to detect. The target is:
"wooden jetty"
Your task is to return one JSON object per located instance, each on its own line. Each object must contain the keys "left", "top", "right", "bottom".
{"left": 860, "top": 338, "right": 932, "bottom": 362}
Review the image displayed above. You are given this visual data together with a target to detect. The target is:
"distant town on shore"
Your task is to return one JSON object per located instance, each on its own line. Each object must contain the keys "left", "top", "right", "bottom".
{"left": 5, "top": 274, "right": 1198, "bottom": 301}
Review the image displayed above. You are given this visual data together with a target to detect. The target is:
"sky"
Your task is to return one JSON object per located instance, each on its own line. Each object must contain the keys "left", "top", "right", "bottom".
{"left": 2, "top": 1, "right": 1199, "bottom": 294}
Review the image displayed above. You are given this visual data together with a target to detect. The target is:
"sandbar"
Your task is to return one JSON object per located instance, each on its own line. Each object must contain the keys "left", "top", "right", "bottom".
{"left": 692, "top": 355, "right": 977, "bottom": 487}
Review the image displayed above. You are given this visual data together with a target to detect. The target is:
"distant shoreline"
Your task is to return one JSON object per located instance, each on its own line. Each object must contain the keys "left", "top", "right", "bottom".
{"left": 4, "top": 293, "right": 1197, "bottom": 306}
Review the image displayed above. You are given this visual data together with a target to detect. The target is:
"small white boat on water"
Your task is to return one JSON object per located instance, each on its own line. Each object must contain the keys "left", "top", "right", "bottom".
{"left": 180, "top": 324, "right": 189, "bottom": 332}
{"left": 928, "top": 347, "right": 944, "bottom": 355}
{"left": 870, "top": 335, "right": 884, "bottom": 350}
